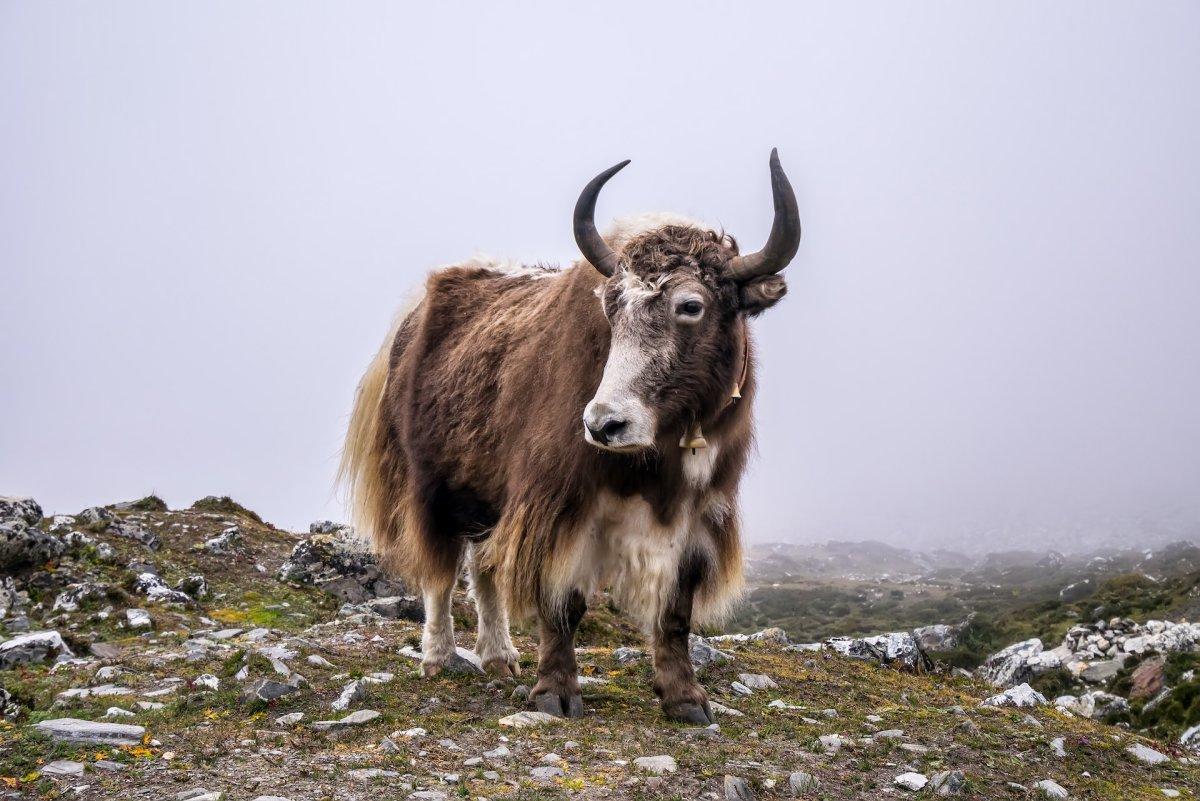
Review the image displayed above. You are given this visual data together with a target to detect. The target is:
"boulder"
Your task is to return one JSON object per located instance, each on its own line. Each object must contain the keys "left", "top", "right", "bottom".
{"left": 1071, "top": 690, "right": 1129, "bottom": 720}
{"left": 132, "top": 572, "right": 193, "bottom": 604}
{"left": 981, "top": 683, "right": 1047, "bottom": 708}
{"left": 358, "top": 595, "right": 423, "bottom": 621}
{"left": 913, "top": 624, "right": 960, "bottom": 652}
{"left": 0, "top": 630, "right": 74, "bottom": 668}
{"left": 52, "top": 582, "right": 109, "bottom": 613}
{"left": 0, "top": 686, "right": 22, "bottom": 720}
{"left": 1129, "top": 656, "right": 1166, "bottom": 700}
{"left": 0, "top": 519, "right": 64, "bottom": 569}
{"left": 709, "top": 627, "right": 790, "bottom": 646}
{"left": 825, "top": 631, "right": 932, "bottom": 672}
{"left": 32, "top": 717, "right": 145, "bottom": 745}
{"left": 1080, "top": 659, "right": 1120, "bottom": 683}
{"left": 277, "top": 527, "right": 405, "bottom": 602}
{"left": 0, "top": 496, "right": 43, "bottom": 526}
{"left": 688, "top": 634, "right": 731, "bottom": 669}
{"left": 977, "top": 638, "right": 1061, "bottom": 687}
{"left": 106, "top": 520, "right": 161, "bottom": 550}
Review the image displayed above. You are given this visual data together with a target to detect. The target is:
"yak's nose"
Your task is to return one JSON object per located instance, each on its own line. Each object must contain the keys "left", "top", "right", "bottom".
{"left": 583, "top": 403, "right": 629, "bottom": 445}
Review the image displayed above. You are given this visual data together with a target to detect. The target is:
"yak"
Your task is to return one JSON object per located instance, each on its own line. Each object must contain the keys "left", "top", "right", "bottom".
{"left": 341, "top": 150, "right": 801, "bottom": 724}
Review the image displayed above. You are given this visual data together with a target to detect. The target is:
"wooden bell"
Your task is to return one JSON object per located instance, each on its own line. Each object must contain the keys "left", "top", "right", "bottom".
{"left": 679, "top": 421, "right": 708, "bottom": 451}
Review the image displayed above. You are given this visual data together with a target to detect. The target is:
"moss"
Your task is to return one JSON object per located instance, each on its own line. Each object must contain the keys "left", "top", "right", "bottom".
{"left": 189, "top": 495, "right": 264, "bottom": 525}
{"left": 125, "top": 495, "right": 168, "bottom": 512}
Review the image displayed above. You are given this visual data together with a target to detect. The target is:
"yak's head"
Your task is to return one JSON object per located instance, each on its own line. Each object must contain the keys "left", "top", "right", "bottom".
{"left": 576, "top": 149, "right": 800, "bottom": 453}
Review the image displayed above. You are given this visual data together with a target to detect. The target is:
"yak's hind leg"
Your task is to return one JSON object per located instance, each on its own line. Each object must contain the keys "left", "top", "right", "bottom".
{"left": 419, "top": 568, "right": 478, "bottom": 677}
{"left": 652, "top": 553, "right": 714, "bottom": 724}
{"left": 467, "top": 546, "right": 520, "bottom": 678}
{"left": 530, "top": 590, "right": 586, "bottom": 718}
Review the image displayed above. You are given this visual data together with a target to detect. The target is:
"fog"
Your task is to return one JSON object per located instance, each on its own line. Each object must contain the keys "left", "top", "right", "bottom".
{"left": 3, "top": 2, "right": 1198, "bottom": 551}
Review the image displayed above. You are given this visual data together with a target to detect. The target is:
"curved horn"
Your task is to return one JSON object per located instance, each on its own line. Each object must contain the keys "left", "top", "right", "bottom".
{"left": 573, "top": 160, "right": 630, "bottom": 277}
{"left": 726, "top": 148, "right": 802, "bottom": 282}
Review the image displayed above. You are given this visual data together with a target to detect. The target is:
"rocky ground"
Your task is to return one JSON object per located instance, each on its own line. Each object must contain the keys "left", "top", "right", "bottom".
{"left": 2, "top": 496, "right": 1198, "bottom": 800}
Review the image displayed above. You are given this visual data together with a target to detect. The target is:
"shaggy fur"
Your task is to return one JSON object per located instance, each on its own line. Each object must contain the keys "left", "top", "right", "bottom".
{"left": 341, "top": 215, "right": 788, "bottom": 719}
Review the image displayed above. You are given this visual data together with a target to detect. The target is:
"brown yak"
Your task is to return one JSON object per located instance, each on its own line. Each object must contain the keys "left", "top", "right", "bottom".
{"left": 341, "top": 150, "right": 800, "bottom": 723}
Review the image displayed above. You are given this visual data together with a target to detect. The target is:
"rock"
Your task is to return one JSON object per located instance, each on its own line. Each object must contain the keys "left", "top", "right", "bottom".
{"left": 981, "top": 683, "right": 1047, "bottom": 708}
{"left": 32, "top": 717, "right": 145, "bottom": 745}
{"left": 408, "top": 793, "right": 447, "bottom": 801}
{"left": 731, "top": 681, "right": 753, "bottom": 696}
{"left": 203, "top": 526, "right": 242, "bottom": 554}
{"left": 710, "top": 701, "right": 745, "bottom": 717}
{"left": 1035, "top": 779, "right": 1069, "bottom": 798}
{"left": 1072, "top": 691, "right": 1129, "bottom": 720}
{"left": 311, "top": 709, "right": 380, "bottom": 730}
{"left": 107, "top": 520, "right": 161, "bottom": 550}
{"left": 788, "top": 771, "right": 820, "bottom": 794}
{"left": 738, "top": 673, "right": 778, "bottom": 690}
{"left": 277, "top": 528, "right": 405, "bottom": 602}
{"left": 0, "top": 496, "right": 43, "bottom": 526}
{"left": 1080, "top": 659, "right": 1120, "bottom": 683}
{"left": 825, "top": 631, "right": 932, "bottom": 672}
{"left": 613, "top": 646, "right": 645, "bottom": 664}
{"left": 51, "top": 582, "right": 108, "bottom": 612}
{"left": 358, "top": 595, "right": 424, "bottom": 621}
{"left": 274, "top": 712, "right": 304, "bottom": 726}
{"left": 77, "top": 506, "right": 112, "bottom": 524}
{"left": 1130, "top": 656, "right": 1167, "bottom": 700}
{"left": 332, "top": 680, "right": 366, "bottom": 710}
{"left": 1127, "top": 743, "right": 1170, "bottom": 765}
{"left": 193, "top": 673, "right": 220, "bottom": 691}
{"left": 498, "top": 711, "right": 558, "bottom": 728}
{"left": 41, "top": 759, "right": 85, "bottom": 777}
{"left": 1180, "top": 723, "right": 1200, "bottom": 750}
{"left": 724, "top": 775, "right": 755, "bottom": 800}
{"left": 530, "top": 766, "right": 563, "bottom": 781}
{"left": 818, "top": 734, "right": 845, "bottom": 754}
{"left": 709, "top": 627, "right": 789, "bottom": 645}
{"left": 633, "top": 755, "right": 678, "bottom": 774}
{"left": 893, "top": 772, "right": 928, "bottom": 791}
{"left": 977, "top": 638, "right": 1060, "bottom": 687}
{"left": 930, "top": 770, "right": 965, "bottom": 796}
{"left": 125, "top": 608, "right": 153, "bottom": 628}
{"left": 689, "top": 634, "right": 731, "bottom": 668}
{"left": 246, "top": 680, "right": 299, "bottom": 703}
{"left": 1, "top": 687, "right": 22, "bottom": 720}
{"left": 251, "top": 797, "right": 294, "bottom": 801}
{"left": 0, "top": 519, "right": 64, "bottom": 568}
{"left": 483, "top": 744, "right": 509, "bottom": 758}
{"left": 132, "top": 572, "right": 192, "bottom": 604}
{"left": 913, "top": 623, "right": 960, "bottom": 652}
{"left": 175, "top": 575, "right": 209, "bottom": 599}
{"left": 1050, "top": 737, "right": 1067, "bottom": 757}
{"left": 0, "top": 630, "right": 74, "bottom": 668}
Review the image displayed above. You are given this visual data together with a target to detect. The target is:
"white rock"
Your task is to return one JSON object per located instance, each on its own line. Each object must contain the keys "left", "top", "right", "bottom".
{"left": 311, "top": 709, "right": 380, "bottom": 730}
{"left": 274, "top": 712, "right": 304, "bottom": 726}
{"left": 731, "top": 681, "right": 753, "bottom": 696}
{"left": 1127, "top": 743, "right": 1170, "bottom": 765}
{"left": 483, "top": 744, "right": 510, "bottom": 758}
{"left": 32, "top": 718, "right": 145, "bottom": 745}
{"left": 104, "top": 706, "right": 135, "bottom": 718}
{"left": 1035, "top": 779, "right": 1069, "bottom": 798}
{"left": 0, "top": 630, "right": 74, "bottom": 667}
{"left": 981, "top": 683, "right": 1047, "bottom": 708}
{"left": 193, "top": 673, "right": 219, "bottom": 691}
{"left": 42, "top": 759, "right": 85, "bottom": 776}
{"left": 1050, "top": 737, "right": 1067, "bottom": 758}
{"left": 498, "top": 711, "right": 558, "bottom": 728}
{"left": 530, "top": 765, "right": 563, "bottom": 781}
{"left": 893, "top": 772, "right": 928, "bottom": 791}
{"left": 633, "top": 755, "right": 678, "bottom": 774}
{"left": 737, "top": 673, "right": 778, "bottom": 690}
{"left": 126, "top": 608, "right": 153, "bottom": 629}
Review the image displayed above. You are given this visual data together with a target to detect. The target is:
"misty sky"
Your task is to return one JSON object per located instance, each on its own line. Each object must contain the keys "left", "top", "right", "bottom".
{"left": 3, "top": 3, "right": 1198, "bottom": 551}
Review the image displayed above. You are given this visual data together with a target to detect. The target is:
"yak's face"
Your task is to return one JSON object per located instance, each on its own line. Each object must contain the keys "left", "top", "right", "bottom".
{"left": 582, "top": 226, "right": 786, "bottom": 453}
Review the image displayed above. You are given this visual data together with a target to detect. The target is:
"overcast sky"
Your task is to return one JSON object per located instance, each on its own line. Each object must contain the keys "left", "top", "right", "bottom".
{"left": 3, "top": 2, "right": 1198, "bottom": 551}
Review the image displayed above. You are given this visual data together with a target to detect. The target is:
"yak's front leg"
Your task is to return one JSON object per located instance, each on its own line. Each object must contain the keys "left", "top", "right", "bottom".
{"left": 652, "top": 554, "right": 714, "bottom": 725}
{"left": 530, "top": 590, "right": 586, "bottom": 718}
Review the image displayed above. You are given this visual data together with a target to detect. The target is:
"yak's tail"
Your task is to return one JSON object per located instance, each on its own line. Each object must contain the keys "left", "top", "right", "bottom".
{"left": 338, "top": 295, "right": 430, "bottom": 588}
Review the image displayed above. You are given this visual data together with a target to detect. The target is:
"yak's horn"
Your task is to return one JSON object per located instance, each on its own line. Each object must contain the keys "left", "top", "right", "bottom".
{"left": 726, "top": 148, "right": 801, "bottom": 282}
{"left": 573, "top": 160, "right": 630, "bottom": 277}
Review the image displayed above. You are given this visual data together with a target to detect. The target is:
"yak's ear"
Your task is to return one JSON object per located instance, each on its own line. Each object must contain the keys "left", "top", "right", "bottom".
{"left": 738, "top": 275, "right": 787, "bottom": 315}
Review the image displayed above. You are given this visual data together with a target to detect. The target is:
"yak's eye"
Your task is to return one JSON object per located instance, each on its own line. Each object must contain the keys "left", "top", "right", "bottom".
{"left": 674, "top": 299, "right": 704, "bottom": 321}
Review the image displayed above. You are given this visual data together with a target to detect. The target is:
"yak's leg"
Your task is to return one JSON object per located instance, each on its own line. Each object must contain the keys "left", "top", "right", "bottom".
{"left": 652, "top": 554, "right": 713, "bottom": 724}
{"left": 420, "top": 574, "right": 459, "bottom": 676}
{"left": 467, "top": 549, "right": 520, "bottom": 678}
{"left": 530, "top": 590, "right": 586, "bottom": 718}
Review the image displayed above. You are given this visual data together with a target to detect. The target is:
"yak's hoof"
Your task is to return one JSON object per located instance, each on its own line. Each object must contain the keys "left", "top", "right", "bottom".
{"left": 664, "top": 700, "right": 714, "bottom": 725}
{"left": 533, "top": 691, "right": 584, "bottom": 718}
{"left": 422, "top": 653, "right": 483, "bottom": 678}
{"left": 483, "top": 656, "right": 521, "bottom": 680}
